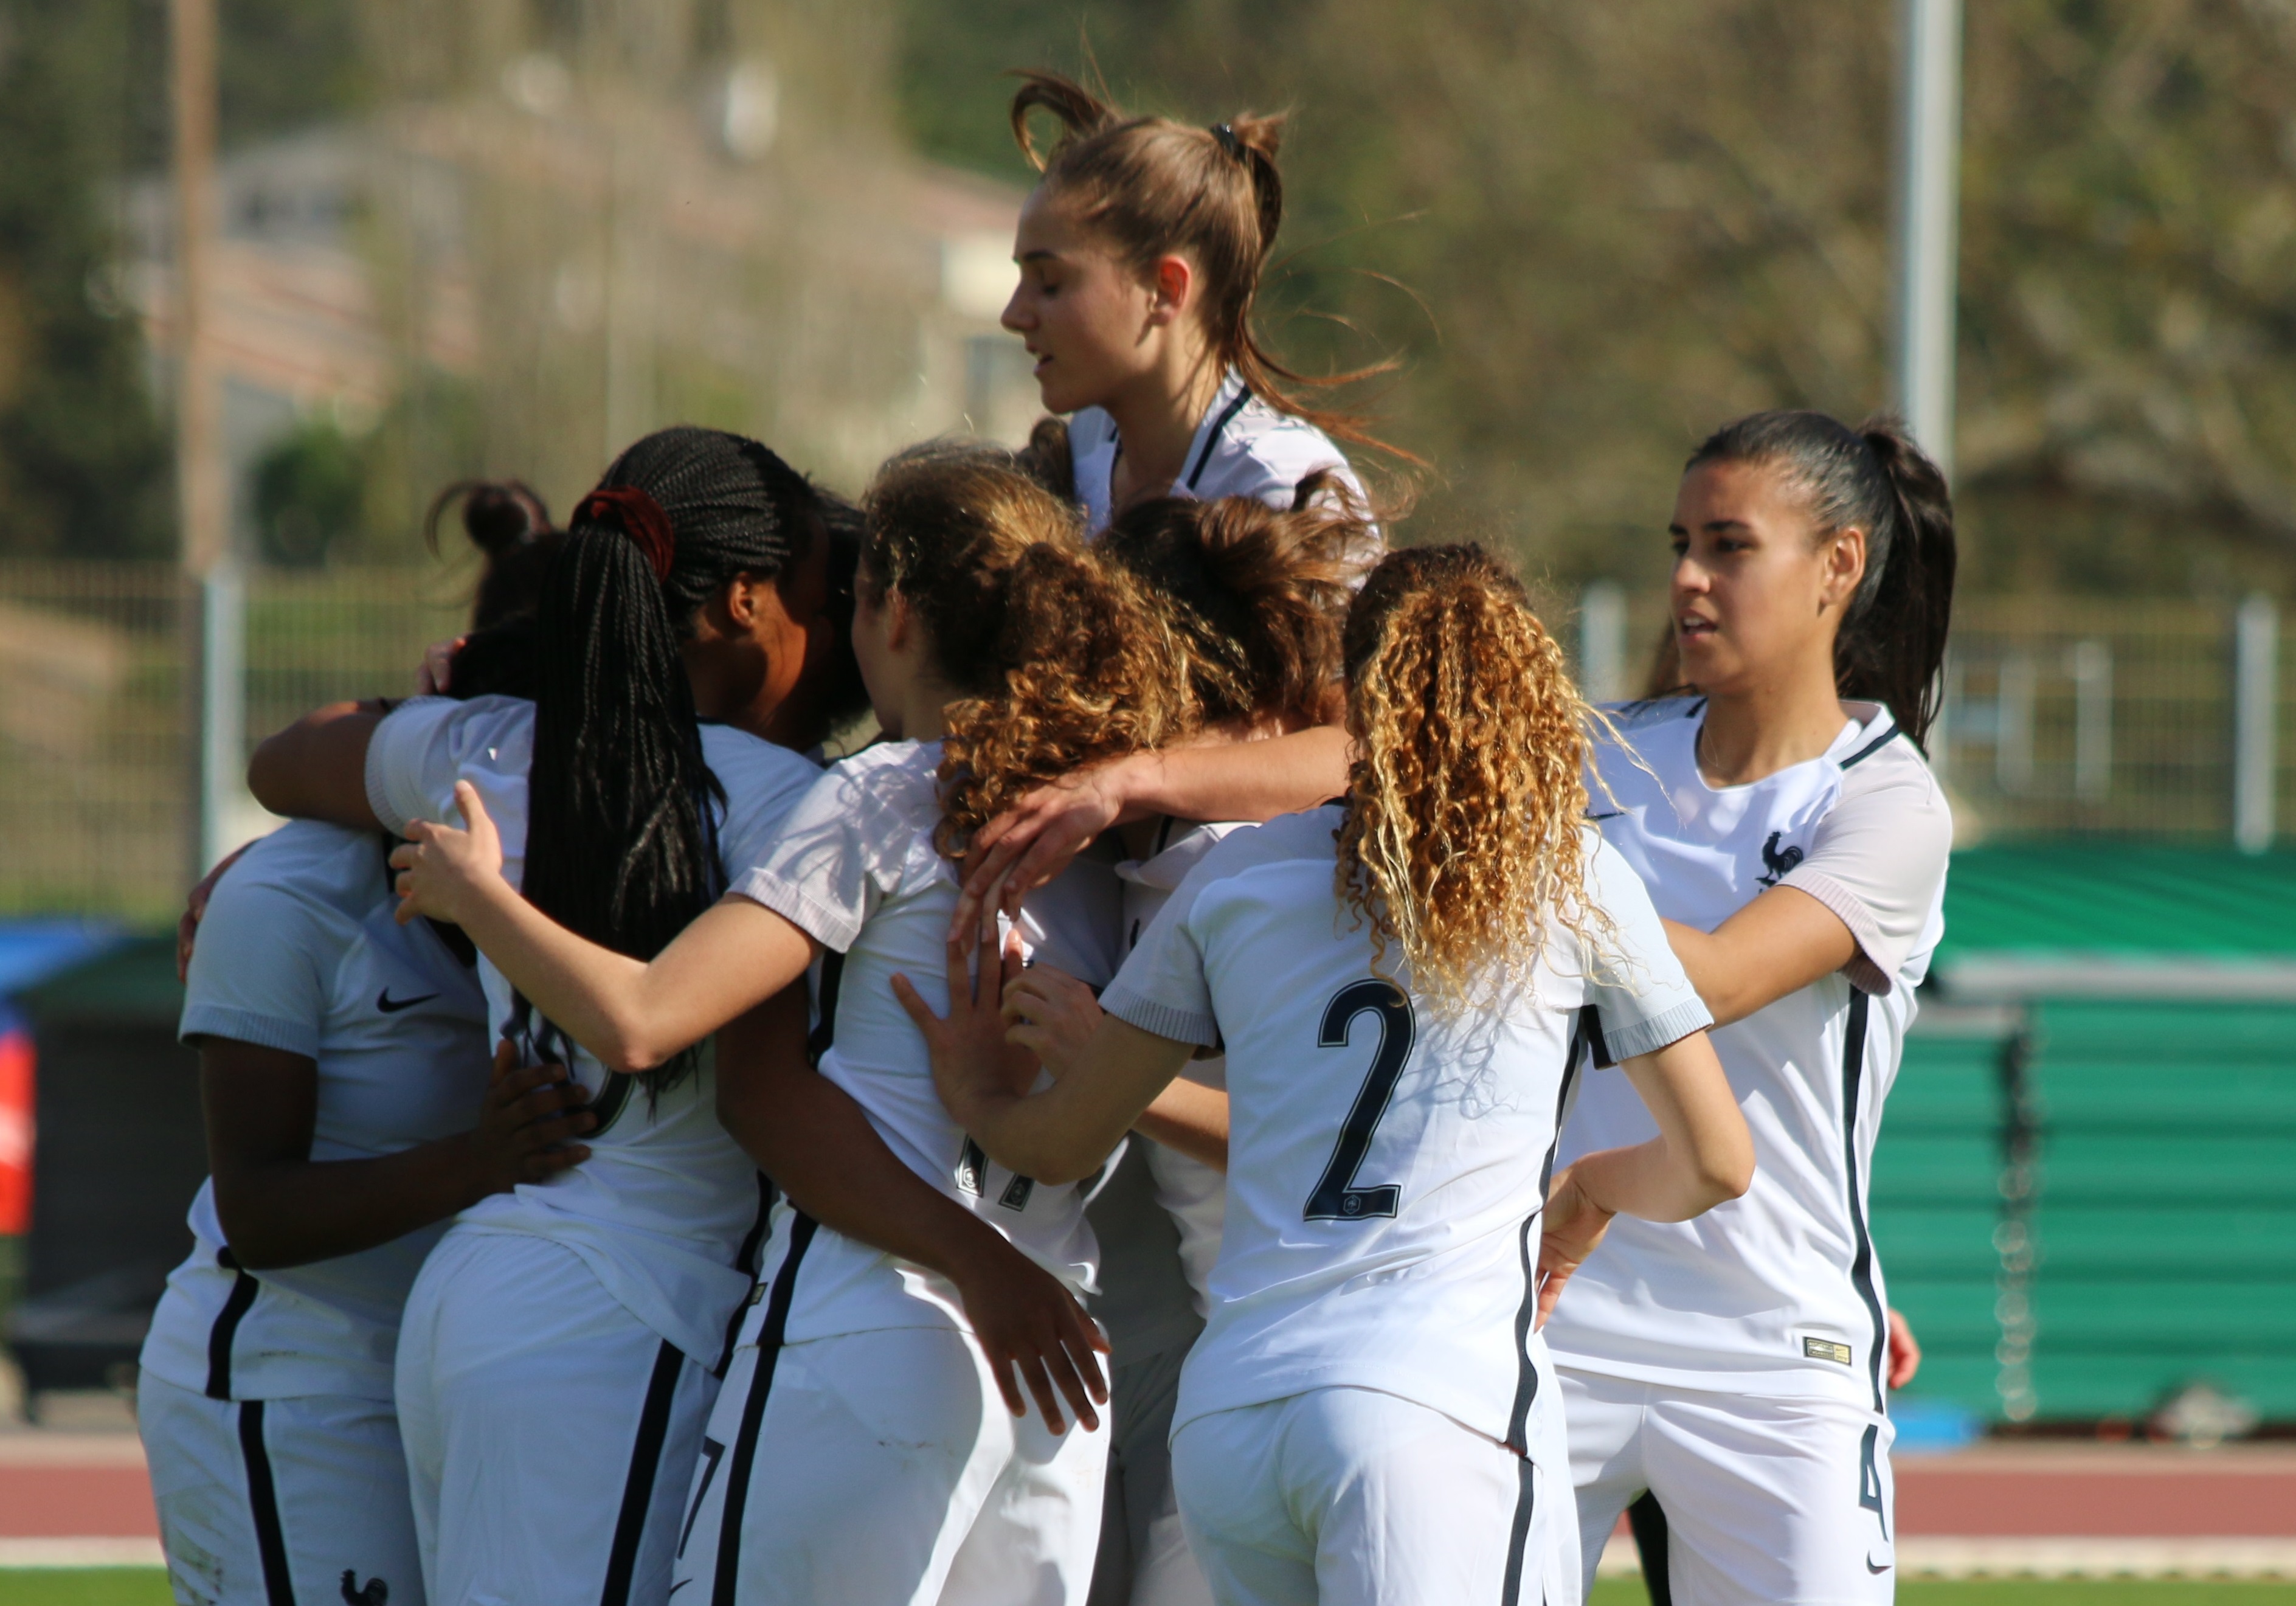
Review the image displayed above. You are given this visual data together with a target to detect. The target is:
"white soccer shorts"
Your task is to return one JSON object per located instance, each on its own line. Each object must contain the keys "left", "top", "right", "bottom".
{"left": 671, "top": 1323, "right": 1108, "bottom": 1605}
{"left": 394, "top": 1229, "right": 719, "bottom": 1606}
{"left": 140, "top": 1369, "right": 423, "bottom": 1606}
{"left": 1170, "top": 1385, "right": 1575, "bottom": 1606}
{"left": 1560, "top": 1367, "right": 1897, "bottom": 1605}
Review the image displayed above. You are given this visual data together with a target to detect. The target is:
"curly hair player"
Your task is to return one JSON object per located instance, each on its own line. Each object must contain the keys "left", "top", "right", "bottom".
{"left": 904, "top": 544, "right": 1753, "bottom": 1606}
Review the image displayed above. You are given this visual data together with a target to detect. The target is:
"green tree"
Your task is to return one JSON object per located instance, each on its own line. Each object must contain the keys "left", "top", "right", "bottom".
{"left": 0, "top": 0, "right": 171, "bottom": 559}
{"left": 894, "top": 0, "right": 2296, "bottom": 603}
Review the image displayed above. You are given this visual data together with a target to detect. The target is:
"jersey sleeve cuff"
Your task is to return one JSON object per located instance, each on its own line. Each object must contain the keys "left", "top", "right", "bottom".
{"left": 1099, "top": 985, "right": 1220, "bottom": 1050}
{"left": 179, "top": 1005, "right": 321, "bottom": 1059}
{"left": 1598, "top": 997, "right": 1713, "bottom": 1064}
{"left": 728, "top": 868, "right": 860, "bottom": 954}
{"left": 1778, "top": 868, "right": 1897, "bottom": 996}
{"left": 364, "top": 738, "right": 409, "bottom": 836}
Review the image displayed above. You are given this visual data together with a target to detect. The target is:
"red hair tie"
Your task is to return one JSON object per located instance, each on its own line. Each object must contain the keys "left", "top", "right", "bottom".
{"left": 575, "top": 486, "right": 676, "bottom": 582}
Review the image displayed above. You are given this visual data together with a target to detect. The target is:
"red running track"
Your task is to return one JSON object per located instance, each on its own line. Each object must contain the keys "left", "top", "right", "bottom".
{"left": 1, "top": 1435, "right": 2291, "bottom": 1542}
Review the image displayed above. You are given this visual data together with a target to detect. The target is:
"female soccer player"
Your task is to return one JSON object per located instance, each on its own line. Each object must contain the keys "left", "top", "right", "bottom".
{"left": 904, "top": 544, "right": 1755, "bottom": 1606}
{"left": 140, "top": 646, "right": 592, "bottom": 1606}
{"left": 1073, "top": 488, "right": 1360, "bottom": 1606}
{"left": 246, "top": 427, "right": 1004, "bottom": 1605}
{"left": 947, "top": 71, "right": 1405, "bottom": 924}
{"left": 377, "top": 448, "right": 1186, "bottom": 1604}
{"left": 1544, "top": 410, "right": 1955, "bottom": 1604}
{"left": 1001, "top": 73, "right": 1381, "bottom": 535}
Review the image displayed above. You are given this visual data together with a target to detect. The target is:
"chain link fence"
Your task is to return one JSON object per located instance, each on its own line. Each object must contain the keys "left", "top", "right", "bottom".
{"left": 4, "top": 567, "right": 2292, "bottom": 924}
{"left": 0, "top": 562, "right": 469, "bottom": 925}
{"left": 1580, "top": 590, "right": 2296, "bottom": 843}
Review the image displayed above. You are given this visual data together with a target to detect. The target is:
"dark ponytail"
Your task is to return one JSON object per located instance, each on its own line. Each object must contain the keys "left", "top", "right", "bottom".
{"left": 522, "top": 425, "right": 824, "bottom": 1088}
{"left": 1686, "top": 409, "right": 1957, "bottom": 749}
{"left": 426, "top": 479, "right": 566, "bottom": 632}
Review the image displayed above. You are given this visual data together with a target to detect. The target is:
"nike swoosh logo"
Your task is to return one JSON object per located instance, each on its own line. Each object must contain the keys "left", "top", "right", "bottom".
{"left": 376, "top": 989, "right": 440, "bottom": 1014}
{"left": 1867, "top": 1558, "right": 1892, "bottom": 1574}
{"left": 666, "top": 1582, "right": 691, "bottom": 1598}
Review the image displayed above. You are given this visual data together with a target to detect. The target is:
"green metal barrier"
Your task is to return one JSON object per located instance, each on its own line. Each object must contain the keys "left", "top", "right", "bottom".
{"left": 1871, "top": 997, "right": 2296, "bottom": 1424}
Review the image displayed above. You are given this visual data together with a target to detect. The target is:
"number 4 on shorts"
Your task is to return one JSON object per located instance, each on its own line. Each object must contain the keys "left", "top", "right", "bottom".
{"left": 1303, "top": 978, "right": 1415, "bottom": 1222}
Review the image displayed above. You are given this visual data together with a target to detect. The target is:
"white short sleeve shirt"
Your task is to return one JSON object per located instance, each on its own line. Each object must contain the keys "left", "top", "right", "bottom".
{"left": 362, "top": 694, "right": 822, "bottom": 1365}
{"left": 1070, "top": 370, "right": 1377, "bottom": 548}
{"left": 1546, "top": 697, "right": 1952, "bottom": 1408}
{"left": 731, "top": 739, "right": 1122, "bottom": 1346}
{"left": 1101, "top": 808, "right": 1709, "bottom": 1447}
{"left": 140, "top": 820, "right": 493, "bottom": 1401}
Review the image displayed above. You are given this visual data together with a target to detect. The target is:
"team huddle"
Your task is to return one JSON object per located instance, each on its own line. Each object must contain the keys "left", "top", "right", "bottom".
{"left": 141, "top": 71, "right": 1957, "bottom": 1606}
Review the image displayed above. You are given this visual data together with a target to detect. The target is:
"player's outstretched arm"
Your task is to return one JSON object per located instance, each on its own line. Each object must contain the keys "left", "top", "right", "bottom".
{"left": 205, "top": 1039, "right": 593, "bottom": 1271}
{"left": 716, "top": 989, "right": 1108, "bottom": 1434}
{"left": 998, "top": 968, "right": 1229, "bottom": 1170}
{"left": 247, "top": 702, "right": 386, "bottom": 831}
{"left": 893, "top": 928, "right": 1194, "bottom": 1186}
{"left": 390, "top": 781, "right": 818, "bottom": 1073}
{"left": 1535, "top": 1029, "right": 1752, "bottom": 1327}
{"left": 1660, "top": 887, "right": 1858, "bottom": 1026}
{"left": 949, "top": 724, "right": 1352, "bottom": 940}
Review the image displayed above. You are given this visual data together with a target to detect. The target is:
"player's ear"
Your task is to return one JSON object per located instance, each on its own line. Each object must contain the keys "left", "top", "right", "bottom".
{"left": 1146, "top": 254, "right": 1193, "bottom": 327}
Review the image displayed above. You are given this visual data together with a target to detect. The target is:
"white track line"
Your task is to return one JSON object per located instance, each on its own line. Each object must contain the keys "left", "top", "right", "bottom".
{"left": 1596, "top": 1534, "right": 2296, "bottom": 1580}
{"left": 0, "top": 1537, "right": 165, "bottom": 1566}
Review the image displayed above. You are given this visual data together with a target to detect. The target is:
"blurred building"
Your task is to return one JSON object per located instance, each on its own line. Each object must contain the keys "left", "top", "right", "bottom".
{"left": 118, "top": 53, "right": 1037, "bottom": 559}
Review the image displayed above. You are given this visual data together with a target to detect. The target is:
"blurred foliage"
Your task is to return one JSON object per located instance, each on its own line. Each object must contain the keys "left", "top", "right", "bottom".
{"left": 252, "top": 416, "right": 363, "bottom": 566}
{"left": 0, "top": 0, "right": 172, "bottom": 559}
{"left": 0, "top": 0, "right": 366, "bottom": 561}
{"left": 895, "top": 0, "right": 2296, "bottom": 603}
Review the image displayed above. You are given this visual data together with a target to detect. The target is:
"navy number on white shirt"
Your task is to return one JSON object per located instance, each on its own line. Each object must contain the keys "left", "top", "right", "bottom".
{"left": 1304, "top": 978, "right": 1415, "bottom": 1222}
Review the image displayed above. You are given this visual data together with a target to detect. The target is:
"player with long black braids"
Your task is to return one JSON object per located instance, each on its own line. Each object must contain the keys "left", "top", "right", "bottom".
{"left": 1546, "top": 410, "right": 1955, "bottom": 1605}
{"left": 248, "top": 429, "right": 1087, "bottom": 1606}
{"left": 349, "top": 446, "right": 1192, "bottom": 1604}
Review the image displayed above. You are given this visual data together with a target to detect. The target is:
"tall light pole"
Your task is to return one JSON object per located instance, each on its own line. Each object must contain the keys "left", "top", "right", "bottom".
{"left": 1893, "top": 0, "right": 1963, "bottom": 478}
{"left": 171, "top": 0, "right": 241, "bottom": 875}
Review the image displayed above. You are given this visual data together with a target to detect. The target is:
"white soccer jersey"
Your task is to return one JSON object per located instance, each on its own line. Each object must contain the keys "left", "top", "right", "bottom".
{"left": 363, "top": 695, "right": 821, "bottom": 1366}
{"left": 141, "top": 820, "right": 492, "bottom": 1403}
{"left": 731, "top": 739, "right": 1124, "bottom": 1346}
{"left": 1099, "top": 808, "right": 1711, "bottom": 1449}
{"left": 1070, "top": 369, "right": 1374, "bottom": 539}
{"left": 1115, "top": 817, "right": 1249, "bottom": 1315}
{"left": 1544, "top": 697, "right": 1953, "bottom": 1409}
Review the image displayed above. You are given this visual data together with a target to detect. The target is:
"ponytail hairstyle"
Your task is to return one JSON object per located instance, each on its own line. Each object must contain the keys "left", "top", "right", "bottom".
{"left": 1097, "top": 475, "right": 1361, "bottom": 732}
{"left": 524, "top": 425, "right": 826, "bottom": 1089}
{"left": 1009, "top": 71, "right": 1405, "bottom": 460}
{"left": 426, "top": 479, "right": 566, "bottom": 632}
{"left": 1686, "top": 410, "right": 1957, "bottom": 748}
{"left": 1337, "top": 544, "right": 1601, "bottom": 1012}
{"left": 857, "top": 443, "right": 1183, "bottom": 854}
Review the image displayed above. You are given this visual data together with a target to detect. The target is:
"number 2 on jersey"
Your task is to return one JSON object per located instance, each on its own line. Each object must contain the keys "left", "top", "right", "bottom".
{"left": 1304, "top": 978, "right": 1416, "bottom": 1222}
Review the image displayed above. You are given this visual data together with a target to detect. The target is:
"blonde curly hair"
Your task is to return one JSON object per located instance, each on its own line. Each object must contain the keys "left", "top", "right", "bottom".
{"left": 860, "top": 446, "right": 1186, "bottom": 857}
{"left": 1336, "top": 544, "right": 1600, "bottom": 1011}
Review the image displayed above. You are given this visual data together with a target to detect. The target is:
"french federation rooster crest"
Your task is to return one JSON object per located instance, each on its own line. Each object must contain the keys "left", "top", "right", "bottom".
{"left": 1757, "top": 830, "right": 1804, "bottom": 888}
{"left": 341, "top": 1573, "right": 388, "bottom": 1606}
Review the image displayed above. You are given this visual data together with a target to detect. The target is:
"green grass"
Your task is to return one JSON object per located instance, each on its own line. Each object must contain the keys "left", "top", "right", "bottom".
{"left": 0, "top": 1576, "right": 172, "bottom": 1606}
{"left": 1589, "top": 1584, "right": 2296, "bottom": 1605}
{"left": 2, "top": 1573, "right": 2292, "bottom": 1606}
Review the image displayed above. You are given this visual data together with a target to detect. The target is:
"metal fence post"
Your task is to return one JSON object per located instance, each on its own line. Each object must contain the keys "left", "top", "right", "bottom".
{"left": 197, "top": 561, "right": 246, "bottom": 875}
{"left": 2070, "top": 640, "right": 2112, "bottom": 802}
{"left": 2235, "top": 594, "right": 2277, "bottom": 854}
{"left": 1579, "top": 581, "right": 1627, "bottom": 705}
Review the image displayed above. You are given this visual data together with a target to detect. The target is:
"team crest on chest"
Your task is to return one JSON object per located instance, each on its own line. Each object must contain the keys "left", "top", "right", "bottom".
{"left": 1757, "top": 831, "right": 1804, "bottom": 888}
